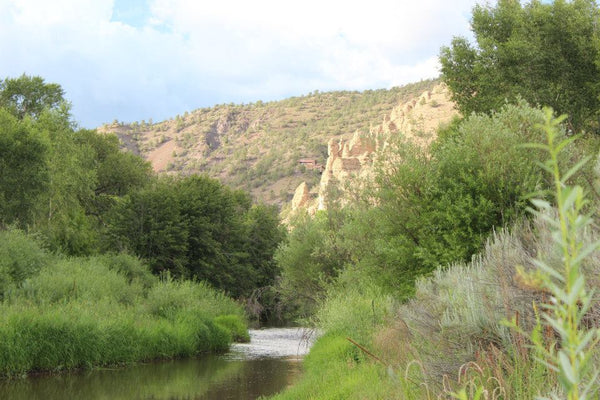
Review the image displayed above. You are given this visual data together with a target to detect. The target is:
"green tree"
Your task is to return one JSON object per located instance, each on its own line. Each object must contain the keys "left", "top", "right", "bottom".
{"left": 276, "top": 102, "right": 557, "bottom": 312}
{"left": 377, "top": 101, "right": 548, "bottom": 274}
{"left": 74, "top": 129, "right": 152, "bottom": 218}
{"left": 0, "top": 74, "right": 66, "bottom": 120}
{"left": 243, "top": 204, "right": 285, "bottom": 290}
{"left": 275, "top": 212, "right": 351, "bottom": 317}
{"left": 106, "top": 174, "right": 285, "bottom": 300}
{"left": 440, "top": 0, "right": 600, "bottom": 132}
{"left": 106, "top": 179, "right": 189, "bottom": 275}
{"left": 0, "top": 110, "right": 49, "bottom": 226}
{"left": 31, "top": 110, "right": 98, "bottom": 255}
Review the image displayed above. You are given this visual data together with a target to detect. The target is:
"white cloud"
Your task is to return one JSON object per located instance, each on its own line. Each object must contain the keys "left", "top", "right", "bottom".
{"left": 0, "top": 0, "right": 479, "bottom": 127}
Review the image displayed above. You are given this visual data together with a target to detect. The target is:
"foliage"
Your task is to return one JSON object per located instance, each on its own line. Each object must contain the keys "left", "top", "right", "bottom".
{"left": 271, "top": 105, "right": 600, "bottom": 398}
{"left": 380, "top": 100, "right": 547, "bottom": 270}
{"left": 0, "top": 76, "right": 154, "bottom": 255}
{"left": 92, "top": 252, "right": 156, "bottom": 288}
{"left": 0, "top": 229, "right": 50, "bottom": 299}
{"left": 440, "top": 0, "right": 600, "bottom": 133}
{"left": 0, "top": 74, "right": 284, "bottom": 326}
{"left": 214, "top": 315, "right": 251, "bottom": 342}
{"left": 272, "top": 178, "right": 600, "bottom": 399}
{"left": 275, "top": 211, "right": 352, "bottom": 318}
{"left": 0, "top": 74, "right": 66, "bottom": 120}
{"left": 315, "top": 270, "right": 395, "bottom": 345}
{"left": 107, "top": 174, "right": 285, "bottom": 301}
{"left": 106, "top": 178, "right": 189, "bottom": 275}
{"left": 0, "top": 231, "right": 248, "bottom": 377}
{"left": 276, "top": 101, "right": 553, "bottom": 315}
{"left": 0, "top": 110, "right": 49, "bottom": 226}
{"left": 32, "top": 110, "right": 100, "bottom": 255}
{"left": 513, "top": 109, "right": 600, "bottom": 399}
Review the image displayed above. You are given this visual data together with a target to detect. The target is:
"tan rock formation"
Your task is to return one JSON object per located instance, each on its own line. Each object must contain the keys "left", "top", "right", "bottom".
{"left": 291, "top": 83, "right": 458, "bottom": 215}
{"left": 291, "top": 182, "right": 311, "bottom": 211}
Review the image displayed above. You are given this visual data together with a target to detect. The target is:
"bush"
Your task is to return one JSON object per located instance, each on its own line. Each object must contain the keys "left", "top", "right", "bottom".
{"left": 145, "top": 278, "right": 244, "bottom": 321}
{"left": 0, "top": 229, "right": 50, "bottom": 299}
{"left": 92, "top": 252, "right": 156, "bottom": 288}
{"left": 316, "top": 271, "right": 394, "bottom": 344}
{"left": 12, "top": 257, "right": 140, "bottom": 306}
{"left": 0, "top": 250, "right": 248, "bottom": 376}
{"left": 214, "top": 315, "right": 250, "bottom": 342}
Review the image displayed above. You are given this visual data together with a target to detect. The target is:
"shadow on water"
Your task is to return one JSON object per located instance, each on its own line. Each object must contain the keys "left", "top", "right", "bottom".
{"left": 0, "top": 328, "right": 313, "bottom": 400}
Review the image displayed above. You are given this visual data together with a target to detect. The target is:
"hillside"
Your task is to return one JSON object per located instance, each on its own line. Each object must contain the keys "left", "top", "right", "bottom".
{"left": 290, "top": 82, "right": 457, "bottom": 215}
{"left": 99, "top": 79, "right": 444, "bottom": 205}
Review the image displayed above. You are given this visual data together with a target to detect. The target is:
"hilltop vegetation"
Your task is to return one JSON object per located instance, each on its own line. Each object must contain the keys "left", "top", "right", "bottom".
{"left": 101, "top": 79, "right": 439, "bottom": 205}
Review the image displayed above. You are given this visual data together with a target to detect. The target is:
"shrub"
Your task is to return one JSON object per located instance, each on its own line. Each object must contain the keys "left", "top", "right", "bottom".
{"left": 12, "top": 257, "right": 139, "bottom": 306}
{"left": 0, "top": 229, "right": 50, "bottom": 298}
{"left": 214, "top": 315, "right": 250, "bottom": 343}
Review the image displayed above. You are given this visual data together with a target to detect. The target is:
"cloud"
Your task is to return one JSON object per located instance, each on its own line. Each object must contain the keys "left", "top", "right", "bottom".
{"left": 0, "top": 0, "right": 479, "bottom": 127}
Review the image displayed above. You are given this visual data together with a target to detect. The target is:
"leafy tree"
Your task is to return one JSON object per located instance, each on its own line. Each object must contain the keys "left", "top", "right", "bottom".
{"left": 275, "top": 212, "right": 352, "bottom": 317}
{"left": 377, "top": 101, "right": 548, "bottom": 273}
{"left": 74, "top": 129, "right": 152, "bottom": 218}
{"left": 0, "top": 110, "right": 49, "bottom": 226}
{"left": 243, "top": 204, "right": 286, "bottom": 290}
{"left": 0, "top": 228, "right": 50, "bottom": 299}
{"left": 0, "top": 74, "right": 66, "bottom": 120}
{"left": 31, "top": 110, "right": 98, "bottom": 255}
{"left": 175, "top": 175, "right": 247, "bottom": 289}
{"left": 0, "top": 75, "right": 152, "bottom": 255}
{"left": 106, "top": 175, "right": 285, "bottom": 300}
{"left": 106, "top": 179, "right": 189, "bottom": 275}
{"left": 440, "top": 0, "right": 600, "bottom": 132}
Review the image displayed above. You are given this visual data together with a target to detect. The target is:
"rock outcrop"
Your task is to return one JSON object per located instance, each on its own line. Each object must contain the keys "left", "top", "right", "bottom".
{"left": 291, "top": 182, "right": 312, "bottom": 211}
{"left": 291, "top": 83, "right": 458, "bottom": 215}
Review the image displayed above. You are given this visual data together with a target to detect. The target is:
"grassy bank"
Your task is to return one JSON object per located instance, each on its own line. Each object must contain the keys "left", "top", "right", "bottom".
{"left": 0, "top": 230, "right": 249, "bottom": 377}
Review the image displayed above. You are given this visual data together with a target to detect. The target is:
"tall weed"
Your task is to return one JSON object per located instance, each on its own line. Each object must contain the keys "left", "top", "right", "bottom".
{"left": 512, "top": 109, "right": 600, "bottom": 399}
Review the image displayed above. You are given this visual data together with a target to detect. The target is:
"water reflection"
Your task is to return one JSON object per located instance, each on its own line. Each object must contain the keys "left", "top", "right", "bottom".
{"left": 0, "top": 328, "right": 312, "bottom": 400}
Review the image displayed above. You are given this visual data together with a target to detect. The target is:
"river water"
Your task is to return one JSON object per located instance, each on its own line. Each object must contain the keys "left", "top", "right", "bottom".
{"left": 0, "top": 328, "right": 314, "bottom": 400}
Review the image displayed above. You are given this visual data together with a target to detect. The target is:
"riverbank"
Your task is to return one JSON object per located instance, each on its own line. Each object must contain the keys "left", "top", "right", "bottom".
{"left": 0, "top": 230, "right": 249, "bottom": 378}
{"left": 269, "top": 213, "right": 600, "bottom": 399}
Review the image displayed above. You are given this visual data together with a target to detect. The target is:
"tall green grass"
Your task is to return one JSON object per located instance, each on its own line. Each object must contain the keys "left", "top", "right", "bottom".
{"left": 0, "top": 231, "right": 248, "bottom": 377}
{"left": 267, "top": 333, "right": 399, "bottom": 400}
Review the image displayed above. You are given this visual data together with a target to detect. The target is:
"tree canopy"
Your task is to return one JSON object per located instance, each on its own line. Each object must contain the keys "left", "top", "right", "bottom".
{"left": 0, "top": 74, "right": 285, "bottom": 314}
{"left": 106, "top": 175, "right": 285, "bottom": 300}
{"left": 0, "top": 74, "right": 67, "bottom": 120}
{"left": 440, "top": 0, "right": 600, "bottom": 132}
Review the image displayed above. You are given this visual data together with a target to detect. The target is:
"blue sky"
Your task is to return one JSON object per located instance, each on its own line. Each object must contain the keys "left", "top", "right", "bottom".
{"left": 1, "top": 0, "right": 479, "bottom": 128}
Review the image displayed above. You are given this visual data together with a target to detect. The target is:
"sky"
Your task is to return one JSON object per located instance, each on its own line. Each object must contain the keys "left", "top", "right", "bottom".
{"left": 0, "top": 0, "right": 481, "bottom": 128}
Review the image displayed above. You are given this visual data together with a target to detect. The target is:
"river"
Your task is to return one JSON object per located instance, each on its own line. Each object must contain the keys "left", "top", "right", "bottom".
{"left": 0, "top": 327, "right": 314, "bottom": 400}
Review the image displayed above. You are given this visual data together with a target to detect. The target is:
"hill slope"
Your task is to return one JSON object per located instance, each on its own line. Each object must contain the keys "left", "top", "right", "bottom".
{"left": 99, "top": 79, "right": 444, "bottom": 205}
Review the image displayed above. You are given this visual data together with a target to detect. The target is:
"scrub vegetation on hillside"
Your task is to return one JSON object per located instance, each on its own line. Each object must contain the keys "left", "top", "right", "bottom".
{"left": 102, "top": 79, "right": 439, "bottom": 205}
